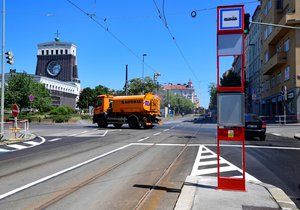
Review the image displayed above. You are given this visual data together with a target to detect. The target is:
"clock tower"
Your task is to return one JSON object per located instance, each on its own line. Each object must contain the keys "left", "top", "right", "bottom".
{"left": 35, "top": 39, "right": 79, "bottom": 82}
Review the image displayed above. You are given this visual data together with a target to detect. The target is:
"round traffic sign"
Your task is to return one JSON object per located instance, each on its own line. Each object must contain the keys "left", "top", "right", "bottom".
{"left": 12, "top": 104, "right": 20, "bottom": 118}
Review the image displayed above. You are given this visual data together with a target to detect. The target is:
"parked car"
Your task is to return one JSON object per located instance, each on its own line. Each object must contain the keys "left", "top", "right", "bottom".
{"left": 245, "top": 114, "right": 266, "bottom": 141}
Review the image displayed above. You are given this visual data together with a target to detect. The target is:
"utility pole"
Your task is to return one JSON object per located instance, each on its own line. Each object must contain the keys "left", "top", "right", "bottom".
{"left": 125, "top": 64, "right": 128, "bottom": 95}
{"left": 1, "top": 0, "right": 6, "bottom": 139}
{"left": 142, "top": 54, "right": 147, "bottom": 78}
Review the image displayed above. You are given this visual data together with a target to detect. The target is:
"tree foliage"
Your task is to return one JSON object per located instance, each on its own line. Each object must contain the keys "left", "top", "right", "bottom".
{"left": 77, "top": 85, "right": 113, "bottom": 109}
{"left": 208, "top": 83, "right": 217, "bottom": 111}
{"left": 5, "top": 73, "right": 52, "bottom": 112}
{"left": 127, "top": 76, "right": 157, "bottom": 95}
{"left": 220, "top": 70, "right": 241, "bottom": 87}
{"left": 161, "top": 92, "right": 195, "bottom": 114}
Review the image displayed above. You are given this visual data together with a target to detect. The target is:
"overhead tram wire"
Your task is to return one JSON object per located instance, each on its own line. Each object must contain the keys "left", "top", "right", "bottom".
{"left": 152, "top": 0, "right": 201, "bottom": 85}
{"left": 65, "top": 0, "right": 157, "bottom": 73}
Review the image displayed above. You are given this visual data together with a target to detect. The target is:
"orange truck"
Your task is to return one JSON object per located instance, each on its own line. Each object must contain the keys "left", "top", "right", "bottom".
{"left": 93, "top": 93, "right": 161, "bottom": 129}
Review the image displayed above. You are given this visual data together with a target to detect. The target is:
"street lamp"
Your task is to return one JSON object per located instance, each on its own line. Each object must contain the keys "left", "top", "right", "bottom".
{"left": 142, "top": 53, "right": 147, "bottom": 79}
{"left": 153, "top": 72, "right": 161, "bottom": 94}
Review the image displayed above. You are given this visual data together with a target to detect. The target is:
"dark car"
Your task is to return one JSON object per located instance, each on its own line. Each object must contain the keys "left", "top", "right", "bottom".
{"left": 245, "top": 114, "right": 266, "bottom": 141}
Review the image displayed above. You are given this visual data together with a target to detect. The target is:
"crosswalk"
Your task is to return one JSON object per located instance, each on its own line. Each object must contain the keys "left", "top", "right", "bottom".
{"left": 191, "top": 145, "right": 260, "bottom": 183}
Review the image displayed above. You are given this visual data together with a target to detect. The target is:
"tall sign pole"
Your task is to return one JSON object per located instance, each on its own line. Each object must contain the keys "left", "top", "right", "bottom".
{"left": 216, "top": 5, "right": 246, "bottom": 191}
{"left": 1, "top": 0, "right": 6, "bottom": 138}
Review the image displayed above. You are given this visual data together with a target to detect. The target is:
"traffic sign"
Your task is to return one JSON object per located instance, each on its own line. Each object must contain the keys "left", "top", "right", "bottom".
{"left": 217, "top": 5, "right": 244, "bottom": 34}
{"left": 12, "top": 104, "right": 20, "bottom": 118}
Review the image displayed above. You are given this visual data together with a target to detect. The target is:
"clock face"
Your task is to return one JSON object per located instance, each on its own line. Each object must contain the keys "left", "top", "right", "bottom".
{"left": 47, "top": 60, "right": 61, "bottom": 76}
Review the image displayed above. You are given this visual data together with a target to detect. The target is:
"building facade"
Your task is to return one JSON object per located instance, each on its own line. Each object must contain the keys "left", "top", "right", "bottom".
{"left": 245, "top": 0, "right": 300, "bottom": 122}
{"left": 259, "top": 0, "right": 300, "bottom": 121}
{"left": 245, "top": 6, "right": 262, "bottom": 115}
{"left": 162, "top": 80, "right": 199, "bottom": 107}
{"left": 35, "top": 39, "right": 81, "bottom": 108}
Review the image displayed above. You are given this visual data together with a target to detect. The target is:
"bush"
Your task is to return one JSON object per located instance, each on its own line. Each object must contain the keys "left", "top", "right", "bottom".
{"left": 81, "top": 115, "right": 92, "bottom": 120}
{"left": 50, "top": 106, "right": 75, "bottom": 116}
{"left": 52, "top": 115, "right": 71, "bottom": 123}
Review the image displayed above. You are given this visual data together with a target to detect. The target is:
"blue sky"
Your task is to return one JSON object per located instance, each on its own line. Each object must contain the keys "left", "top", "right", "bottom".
{"left": 3, "top": 0, "right": 259, "bottom": 108}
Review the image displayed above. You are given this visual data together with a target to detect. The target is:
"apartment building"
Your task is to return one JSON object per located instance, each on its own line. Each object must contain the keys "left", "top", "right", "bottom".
{"left": 259, "top": 0, "right": 300, "bottom": 121}
{"left": 245, "top": 6, "right": 262, "bottom": 115}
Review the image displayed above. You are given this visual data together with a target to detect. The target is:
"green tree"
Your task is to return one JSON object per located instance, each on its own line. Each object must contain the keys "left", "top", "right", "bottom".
{"left": 5, "top": 73, "right": 52, "bottom": 112}
{"left": 220, "top": 70, "right": 241, "bottom": 87}
{"left": 208, "top": 83, "right": 217, "bottom": 111}
{"left": 77, "top": 87, "right": 96, "bottom": 109}
{"left": 127, "top": 76, "right": 157, "bottom": 95}
{"left": 160, "top": 92, "right": 194, "bottom": 114}
{"left": 94, "top": 85, "right": 112, "bottom": 96}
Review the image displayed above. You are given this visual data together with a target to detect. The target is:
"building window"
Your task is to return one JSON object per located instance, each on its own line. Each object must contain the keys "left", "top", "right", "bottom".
{"left": 277, "top": 72, "right": 282, "bottom": 84}
{"left": 56, "top": 50, "right": 59, "bottom": 54}
{"left": 284, "top": 66, "right": 290, "bottom": 81}
{"left": 60, "top": 49, "right": 63, "bottom": 54}
{"left": 65, "top": 49, "right": 68, "bottom": 54}
{"left": 267, "top": 0, "right": 272, "bottom": 10}
{"left": 46, "top": 50, "right": 49, "bottom": 55}
{"left": 277, "top": 0, "right": 283, "bottom": 10}
{"left": 41, "top": 50, "right": 44, "bottom": 55}
{"left": 51, "top": 50, "right": 54, "bottom": 55}
{"left": 264, "top": 51, "right": 269, "bottom": 63}
{"left": 284, "top": 39, "right": 289, "bottom": 52}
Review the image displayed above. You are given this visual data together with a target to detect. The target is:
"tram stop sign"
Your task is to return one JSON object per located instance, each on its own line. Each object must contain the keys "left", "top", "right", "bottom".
{"left": 12, "top": 104, "right": 20, "bottom": 118}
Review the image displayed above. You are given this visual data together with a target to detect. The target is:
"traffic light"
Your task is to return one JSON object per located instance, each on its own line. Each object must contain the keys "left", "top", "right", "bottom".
{"left": 5, "top": 51, "right": 14, "bottom": 65}
{"left": 244, "top": 13, "right": 250, "bottom": 35}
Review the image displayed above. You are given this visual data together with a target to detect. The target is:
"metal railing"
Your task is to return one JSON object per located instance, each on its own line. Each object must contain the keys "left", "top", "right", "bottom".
{"left": 0, "top": 119, "right": 30, "bottom": 141}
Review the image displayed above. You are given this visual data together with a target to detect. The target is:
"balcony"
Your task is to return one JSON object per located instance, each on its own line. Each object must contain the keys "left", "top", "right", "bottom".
{"left": 263, "top": 51, "right": 287, "bottom": 75}
{"left": 268, "top": 12, "right": 300, "bottom": 45}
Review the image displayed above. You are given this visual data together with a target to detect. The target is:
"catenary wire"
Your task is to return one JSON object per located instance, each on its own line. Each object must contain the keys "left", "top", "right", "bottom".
{"left": 66, "top": 0, "right": 157, "bottom": 73}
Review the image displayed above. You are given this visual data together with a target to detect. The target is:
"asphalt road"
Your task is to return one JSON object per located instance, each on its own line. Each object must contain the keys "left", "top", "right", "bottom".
{"left": 0, "top": 117, "right": 299, "bottom": 209}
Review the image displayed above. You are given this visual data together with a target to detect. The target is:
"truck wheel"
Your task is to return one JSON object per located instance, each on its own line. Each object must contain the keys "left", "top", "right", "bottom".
{"left": 97, "top": 118, "right": 108, "bottom": 128}
{"left": 113, "top": 123, "right": 123, "bottom": 129}
{"left": 128, "top": 116, "right": 141, "bottom": 129}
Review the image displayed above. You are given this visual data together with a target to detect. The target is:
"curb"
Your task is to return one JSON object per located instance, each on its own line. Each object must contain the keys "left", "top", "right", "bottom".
{"left": 257, "top": 182, "right": 298, "bottom": 210}
{"left": 0, "top": 133, "right": 37, "bottom": 146}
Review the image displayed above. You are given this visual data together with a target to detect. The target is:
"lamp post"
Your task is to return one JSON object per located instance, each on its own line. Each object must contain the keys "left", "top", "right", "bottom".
{"left": 153, "top": 72, "right": 161, "bottom": 94}
{"left": 142, "top": 53, "right": 147, "bottom": 79}
{"left": 1, "top": 0, "right": 6, "bottom": 139}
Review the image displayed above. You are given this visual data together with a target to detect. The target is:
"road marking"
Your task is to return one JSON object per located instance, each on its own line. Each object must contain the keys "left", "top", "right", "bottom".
{"left": 24, "top": 141, "right": 40, "bottom": 146}
{"left": 80, "top": 131, "right": 88, "bottom": 134}
{"left": 7, "top": 144, "right": 28, "bottom": 149}
{"left": 153, "top": 132, "right": 161, "bottom": 136}
{"left": 128, "top": 142, "right": 300, "bottom": 151}
{"left": 100, "top": 130, "right": 108, "bottom": 137}
{"left": 271, "top": 133, "right": 281, "bottom": 136}
{"left": 0, "top": 148, "right": 9, "bottom": 152}
{"left": 163, "top": 129, "right": 170, "bottom": 132}
{"left": 0, "top": 143, "right": 132, "bottom": 200}
{"left": 191, "top": 146, "right": 260, "bottom": 182}
{"left": 49, "top": 138, "right": 62, "bottom": 142}
{"left": 138, "top": 137, "right": 150, "bottom": 142}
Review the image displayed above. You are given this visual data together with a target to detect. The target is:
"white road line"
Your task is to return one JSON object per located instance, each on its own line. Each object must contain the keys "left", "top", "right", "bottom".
{"left": 138, "top": 137, "right": 150, "bottom": 142}
{"left": 200, "top": 154, "right": 217, "bottom": 159}
{"left": 80, "top": 131, "right": 88, "bottom": 134}
{"left": 203, "top": 144, "right": 300, "bottom": 151}
{"left": 0, "top": 143, "right": 132, "bottom": 200}
{"left": 194, "top": 165, "right": 236, "bottom": 176}
{"left": 153, "top": 132, "right": 161, "bottom": 136}
{"left": 191, "top": 145, "right": 203, "bottom": 176}
{"left": 198, "top": 159, "right": 225, "bottom": 166}
{"left": 7, "top": 144, "right": 28, "bottom": 149}
{"left": 271, "top": 133, "right": 281, "bottom": 136}
{"left": 24, "top": 141, "right": 40, "bottom": 146}
{"left": 163, "top": 129, "right": 170, "bottom": 132}
{"left": 131, "top": 143, "right": 155, "bottom": 146}
{"left": 0, "top": 148, "right": 9, "bottom": 152}
{"left": 99, "top": 130, "right": 108, "bottom": 137}
{"left": 49, "top": 138, "right": 62, "bottom": 142}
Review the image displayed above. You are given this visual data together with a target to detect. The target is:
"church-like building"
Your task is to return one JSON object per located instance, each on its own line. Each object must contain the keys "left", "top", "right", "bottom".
{"left": 33, "top": 38, "right": 81, "bottom": 108}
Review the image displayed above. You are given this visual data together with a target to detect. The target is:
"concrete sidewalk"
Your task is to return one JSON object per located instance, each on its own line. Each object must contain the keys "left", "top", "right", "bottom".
{"left": 266, "top": 125, "right": 300, "bottom": 140}
{"left": 175, "top": 176, "right": 298, "bottom": 210}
